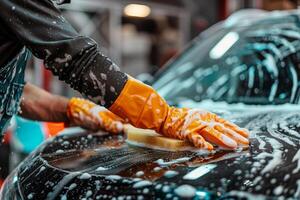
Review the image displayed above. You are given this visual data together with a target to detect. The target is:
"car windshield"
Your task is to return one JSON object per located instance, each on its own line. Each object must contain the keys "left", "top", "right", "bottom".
{"left": 153, "top": 15, "right": 300, "bottom": 106}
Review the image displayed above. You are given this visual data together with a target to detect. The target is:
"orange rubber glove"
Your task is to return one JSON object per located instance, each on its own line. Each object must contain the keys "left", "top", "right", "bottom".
{"left": 67, "top": 98, "right": 124, "bottom": 133}
{"left": 110, "top": 77, "right": 249, "bottom": 150}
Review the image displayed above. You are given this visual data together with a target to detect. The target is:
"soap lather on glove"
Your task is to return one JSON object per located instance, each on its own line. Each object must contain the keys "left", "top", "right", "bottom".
{"left": 67, "top": 98, "right": 124, "bottom": 134}
{"left": 110, "top": 77, "right": 249, "bottom": 150}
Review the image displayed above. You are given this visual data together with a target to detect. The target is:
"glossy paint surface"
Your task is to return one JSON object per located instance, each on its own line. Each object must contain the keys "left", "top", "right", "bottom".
{"left": 8, "top": 109, "right": 300, "bottom": 199}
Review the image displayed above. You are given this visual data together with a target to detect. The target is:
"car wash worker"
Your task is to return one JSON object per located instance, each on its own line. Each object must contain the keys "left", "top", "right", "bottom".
{"left": 0, "top": 0, "right": 249, "bottom": 150}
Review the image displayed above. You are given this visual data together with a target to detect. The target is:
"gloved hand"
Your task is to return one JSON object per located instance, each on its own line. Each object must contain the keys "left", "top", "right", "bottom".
{"left": 67, "top": 98, "right": 124, "bottom": 133}
{"left": 110, "top": 77, "right": 249, "bottom": 150}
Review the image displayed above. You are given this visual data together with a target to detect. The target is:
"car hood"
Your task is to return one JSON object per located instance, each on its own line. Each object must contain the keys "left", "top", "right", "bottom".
{"left": 13, "top": 105, "right": 300, "bottom": 199}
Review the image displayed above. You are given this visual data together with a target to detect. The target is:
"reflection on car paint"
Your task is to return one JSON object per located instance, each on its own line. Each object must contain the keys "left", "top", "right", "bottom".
{"left": 182, "top": 164, "right": 217, "bottom": 180}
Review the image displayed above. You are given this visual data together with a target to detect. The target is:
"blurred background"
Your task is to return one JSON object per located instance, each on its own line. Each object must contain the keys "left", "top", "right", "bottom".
{"left": 1, "top": 0, "right": 300, "bottom": 187}
{"left": 25, "top": 0, "right": 300, "bottom": 98}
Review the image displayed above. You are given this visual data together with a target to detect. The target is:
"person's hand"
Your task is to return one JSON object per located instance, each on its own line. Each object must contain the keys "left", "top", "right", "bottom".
{"left": 161, "top": 108, "right": 249, "bottom": 150}
{"left": 67, "top": 98, "right": 124, "bottom": 133}
{"left": 110, "top": 77, "right": 249, "bottom": 150}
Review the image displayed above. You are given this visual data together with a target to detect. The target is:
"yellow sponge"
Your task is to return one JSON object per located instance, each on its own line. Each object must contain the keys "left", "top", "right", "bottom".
{"left": 124, "top": 125, "right": 193, "bottom": 151}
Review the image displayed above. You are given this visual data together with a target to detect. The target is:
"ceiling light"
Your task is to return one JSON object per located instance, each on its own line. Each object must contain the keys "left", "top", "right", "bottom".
{"left": 124, "top": 4, "right": 151, "bottom": 18}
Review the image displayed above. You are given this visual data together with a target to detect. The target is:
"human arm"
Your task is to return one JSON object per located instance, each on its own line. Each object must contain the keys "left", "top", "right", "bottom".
{"left": 19, "top": 83, "right": 69, "bottom": 123}
{"left": 0, "top": 0, "right": 127, "bottom": 108}
{"left": 19, "top": 83, "right": 124, "bottom": 132}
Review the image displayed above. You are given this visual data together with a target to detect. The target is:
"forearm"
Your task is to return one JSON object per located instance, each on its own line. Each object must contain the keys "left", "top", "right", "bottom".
{"left": 19, "top": 83, "right": 69, "bottom": 122}
{"left": 46, "top": 44, "right": 128, "bottom": 108}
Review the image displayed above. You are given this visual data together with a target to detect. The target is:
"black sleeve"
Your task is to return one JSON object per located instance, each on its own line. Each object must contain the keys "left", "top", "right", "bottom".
{"left": 0, "top": 0, "right": 128, "bottom": 107}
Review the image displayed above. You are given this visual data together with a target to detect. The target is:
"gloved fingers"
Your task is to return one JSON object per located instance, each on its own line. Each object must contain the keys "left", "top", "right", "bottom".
{"left": 102, "top": 119, "right": 124, "bottom": 134}
{"left": 215, "top": 116, "right": 249, "bottom": 138}
{"left": 187, "top": 132, "right": 214, "bottom": 150}
{"left": 214, "top": 124, "right": 249, "bottom": 146}
{"left": 199, "top": 126, "right": 238, "bottom": 149}
{"left": 71, "top": 113, "right": 100, "bottom": 131}
{"left": 97, "top": 111, "right": 125, "bottom": 133}
{"left": 68, "top": 98, "right": 126, "bottom": 132}
{"left": 111, "top": 121, "right": 124, "bottom": 133}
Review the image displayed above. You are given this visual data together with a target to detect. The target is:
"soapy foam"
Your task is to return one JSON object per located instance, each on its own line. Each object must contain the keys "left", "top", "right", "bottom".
{"left": 174, "top": 185, "right": 196, "bottom": 198}
{"left": 133, "top": 180, "right": 152, "bottom": 188}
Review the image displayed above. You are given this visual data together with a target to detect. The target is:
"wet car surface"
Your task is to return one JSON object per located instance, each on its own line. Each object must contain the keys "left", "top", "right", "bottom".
{"left": 2, "top": 108, "right": 300, "bottom": 199}
{"left": 3, "top": 9, "right": 300, "bottom": 199}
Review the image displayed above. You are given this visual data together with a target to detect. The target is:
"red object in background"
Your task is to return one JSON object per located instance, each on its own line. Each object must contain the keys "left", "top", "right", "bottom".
{"left": 44, "top": 122, "right": 65, "bottom": 137}
{"left": 2, "top": 131, "right": 11, "bottom": 144}
{"left": 159, "top": 49, "right": 178, "bottom": 67}
{"left": 0, "top": 179, "right": 3, "bottom": 189}
{"left": 219, "top": 0, "right": 228, "bottom": 20}
{"left": 41, "top": 63, "right": 65, "bottom": 138}
{"left": 42, "top": 64, "right": 52, "bottom": 91}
